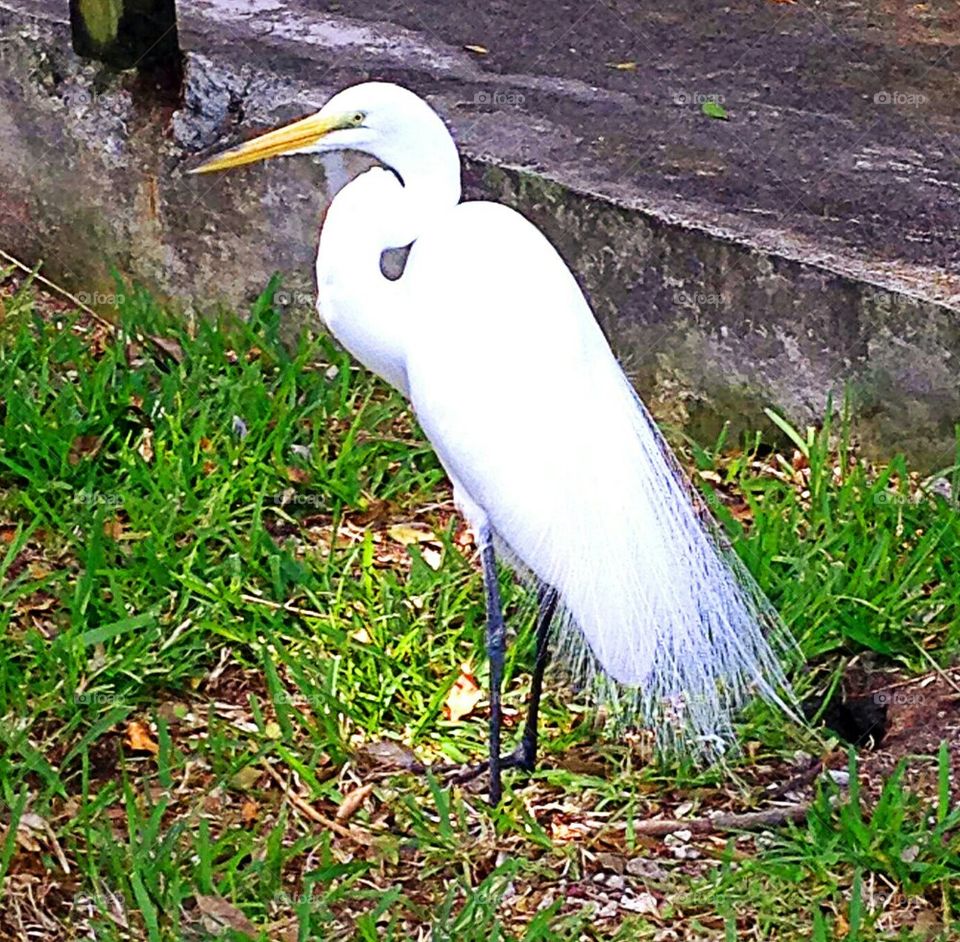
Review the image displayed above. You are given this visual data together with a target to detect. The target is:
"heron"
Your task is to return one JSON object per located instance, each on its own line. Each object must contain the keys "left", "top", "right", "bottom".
{"left": 191, "top": 82, "right": 793, "bottom": 805}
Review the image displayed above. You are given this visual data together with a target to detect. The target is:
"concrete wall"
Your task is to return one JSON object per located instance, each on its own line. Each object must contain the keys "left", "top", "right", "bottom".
{"left": 1, "top": 0, "right": 958, "bottom": 467}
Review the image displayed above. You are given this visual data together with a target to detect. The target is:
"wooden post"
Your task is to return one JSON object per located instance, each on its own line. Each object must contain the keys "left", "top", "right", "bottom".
{"left": 69, "top": 0, "right": 180, "bottom": 73}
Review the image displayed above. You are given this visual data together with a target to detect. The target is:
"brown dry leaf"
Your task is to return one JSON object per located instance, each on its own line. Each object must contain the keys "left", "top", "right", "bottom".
{"left": 336, "top": 783, "right": 374, "bottom": 822}
{"left": 138, "top": 428, "right": 155, "bottom": 463}
{"left": 353, "top": 740, "right": 421, "bottom": 774}
{"left": 444, "top": 662, "right": 483, "bottom": 722}
{"left": 286, "top": 466, "right": 310, "bottom": 484}
{"left": 387, "top": 522, "right": 436, "bottom": 545}
{"left": 240, "top": 799, "right": 259, "bottom": 826}
{"left": 199, "top": 437, "right": 214, "bottom": 453}
{"left": 0, "top": 524, "right": 17, "bottom": 544}
{"left": 551, "top": 819, "right": 591, "bottom": 843}
{"left": 463, "top": 43, "right": 488, "bottom": 54}
{"left": 203, "top": 460, "right": 217, "bottom": 475}
{"left": 68, "top": 434, "right": 102, "bottom": 465}
{"left": 14, "top": 812, "right": 47, "bottom": 852}
{"left": 195, "top": 894, "right": 257, "bottom": 938}
{"left": 148, "top": 335, "right": 184, "bottom": 364}
{"left": 124, "top": 720, "right": 159, "bottom": 755}
{"left": 103, "top": 516, "right": 126, "bottom": 540}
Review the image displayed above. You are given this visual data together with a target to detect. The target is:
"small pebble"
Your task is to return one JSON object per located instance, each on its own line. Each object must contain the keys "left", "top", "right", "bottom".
{"left": 626, "top": 857, "right": 668, "bottom": 880}
{"left": 621, "top": 892, "right": 659, "bottom": 915}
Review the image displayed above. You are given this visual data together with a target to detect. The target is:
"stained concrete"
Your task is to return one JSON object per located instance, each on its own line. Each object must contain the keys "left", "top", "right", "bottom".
{"left": 0, "top": 0, "right": 958, "bottom": 465}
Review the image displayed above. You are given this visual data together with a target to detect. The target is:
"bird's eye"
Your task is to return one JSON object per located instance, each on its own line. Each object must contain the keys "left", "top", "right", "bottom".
{"left": 352, "top": 112, "right": 364, "bottom": 125}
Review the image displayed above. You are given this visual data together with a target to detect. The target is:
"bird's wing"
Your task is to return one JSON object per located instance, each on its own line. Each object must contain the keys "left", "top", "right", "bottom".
{"left": 402, "top": 200, "right": 790, "bottom": 750}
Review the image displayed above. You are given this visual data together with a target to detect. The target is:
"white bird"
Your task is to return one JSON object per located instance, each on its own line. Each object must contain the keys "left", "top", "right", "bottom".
{"left": 191, "top": 82, "right": 793, "bottom": 804}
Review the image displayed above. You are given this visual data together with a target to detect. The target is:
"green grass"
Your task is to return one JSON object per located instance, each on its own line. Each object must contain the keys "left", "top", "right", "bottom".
{"left": 0, "top": 274, "right": 958, "bottom": 940}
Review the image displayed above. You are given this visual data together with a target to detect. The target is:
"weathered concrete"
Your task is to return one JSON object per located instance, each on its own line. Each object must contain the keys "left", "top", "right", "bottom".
{"left": 0, "top": 0, "right": 958, "bottom": 465}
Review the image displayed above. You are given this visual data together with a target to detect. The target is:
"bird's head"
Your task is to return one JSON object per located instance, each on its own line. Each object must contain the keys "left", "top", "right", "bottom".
{"left": 189, "top": 81, "right": 450, "bottom": 178}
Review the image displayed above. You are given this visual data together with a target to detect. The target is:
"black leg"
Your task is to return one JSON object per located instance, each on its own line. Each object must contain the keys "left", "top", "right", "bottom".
{"left": 515, "top": 587, "right": 558, "bottom": 772}
{"left": 480, "top": 535, "right": 506, "bottom": 806}
{"left": 442, "top": 584, "right": 558, "bottom": 789}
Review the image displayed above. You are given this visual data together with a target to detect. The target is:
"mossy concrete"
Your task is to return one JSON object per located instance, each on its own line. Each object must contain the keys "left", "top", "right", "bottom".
{"left": 1, "top": 0, "right": 958, "bottom": 467}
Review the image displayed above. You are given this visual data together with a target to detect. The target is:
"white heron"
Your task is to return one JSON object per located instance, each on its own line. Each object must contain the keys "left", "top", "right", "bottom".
{"left": 191, "top": 82, "right": 793, "bottom": 804}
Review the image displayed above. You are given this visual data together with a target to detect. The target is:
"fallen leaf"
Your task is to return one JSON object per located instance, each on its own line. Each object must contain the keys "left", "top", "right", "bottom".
{"left": 231, "top": 766, "right": 261, "bottom": 790}
{"left": 701, "top": 100, "right": 729, "bottom": 120}
{"left": 68, "top": 434, "right": 102, "bottom": 465}
{"left": 240, "top": 799, "right": 259, "bottom": 826}
{"left": 607, "top": 61, "right": 637, "bottom": 70}
{"left": 421, "top": 545, "right": 443, "bottom": 571}
{"left": 351, "top": 626, "right": 373, "bottom": 644}
{"left": 103, "top": 516, "right": 126, "bottom": 540}
{"left": 444, "top": 663, "right": 483, "bottom": 722}
{"left": 336, "top": 783, "right": 374, "bottom": 822}
{"left": 124, "top": 720, "right": 159, "bottom": 754}
{"left": 138, "top": 428, "right": 155, "bottom": 463}
{"left": 195, "top": 895, "right": 257, "bottom": 938}
{"left": 286, "top": 466, "right": 310, "bottom": 484}
{"left": 387, "top": 522, "right": 436, "bottom": 545}
{"left": 463, "top": 43, "right": 488, "bottom": 54}
{"left": 148, "top": 335, "right": 184, "bottom": 364}
{"left": 353, "top": 740, "right": 421, "bottom": 774}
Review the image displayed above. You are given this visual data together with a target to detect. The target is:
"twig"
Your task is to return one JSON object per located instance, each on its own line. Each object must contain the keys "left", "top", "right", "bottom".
{"left": 0, "top": 248, "right": 115, "bottom": 329}
{"left": 908, "top": 643, "right": 960, "bottom": 696}
{"left": 766, "top": 758, "right": 825, "bottom": 799}
{"left": 240, "top": 593, "right": 327, "bottom": 621}
{"left": 260, "top": 761, "right": 371, "bottom": 844}
{"left": 633, "top": 802, "right": 810, "bottom": 837}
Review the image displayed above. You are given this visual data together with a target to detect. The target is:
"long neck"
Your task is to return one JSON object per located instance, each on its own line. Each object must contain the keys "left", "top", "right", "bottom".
{"left": 315, "top": 103, "right": 461, "bottom": 395}
{"left": 370, "top": 101, "right": 462, "bottom": 247}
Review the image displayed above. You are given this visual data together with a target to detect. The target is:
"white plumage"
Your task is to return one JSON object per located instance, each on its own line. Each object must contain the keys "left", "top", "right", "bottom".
{"left": 194, "top": 82, "right": 793, "bottom": 792}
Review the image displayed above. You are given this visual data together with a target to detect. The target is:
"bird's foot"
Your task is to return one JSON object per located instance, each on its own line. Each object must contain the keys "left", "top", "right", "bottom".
{"left": 438, "top": 740, "right": 537, "bottom": 786}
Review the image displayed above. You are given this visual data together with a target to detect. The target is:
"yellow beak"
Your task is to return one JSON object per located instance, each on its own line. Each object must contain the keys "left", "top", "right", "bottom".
{"left": 189, "top": 112, "right": 340, "bottom": 174}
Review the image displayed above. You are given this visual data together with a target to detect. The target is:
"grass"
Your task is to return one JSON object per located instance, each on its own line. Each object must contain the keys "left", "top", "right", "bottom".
{"left": 0, "top": 271, "right": 958, "bottom": 940}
